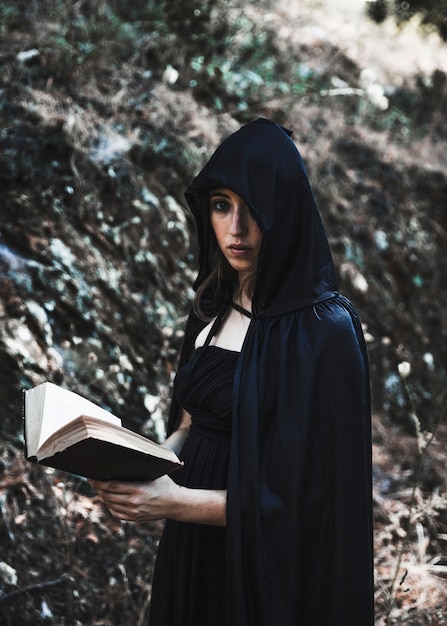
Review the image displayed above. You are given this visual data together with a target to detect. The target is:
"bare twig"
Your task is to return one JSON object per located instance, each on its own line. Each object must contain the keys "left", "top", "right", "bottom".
{"left": 383, "top": 375, "right": 446, "bottom": 625}
{"left": 0, "top": 573, "right": 73, "bottom": 605}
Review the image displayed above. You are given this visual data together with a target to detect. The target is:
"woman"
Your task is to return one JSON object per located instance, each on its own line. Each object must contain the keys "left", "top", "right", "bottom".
{"left": 91, "top": 118, "right": 374, "bottom": 625}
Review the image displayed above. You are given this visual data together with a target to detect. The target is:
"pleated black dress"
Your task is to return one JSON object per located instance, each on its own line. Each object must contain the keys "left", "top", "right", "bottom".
{"left": 147, "top": 344, "right": 238, "bottom": 626}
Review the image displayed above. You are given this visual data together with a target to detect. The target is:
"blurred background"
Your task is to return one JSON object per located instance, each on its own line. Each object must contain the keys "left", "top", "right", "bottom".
{"left": 0, "top": 0, "right": 446, "bottom": 623}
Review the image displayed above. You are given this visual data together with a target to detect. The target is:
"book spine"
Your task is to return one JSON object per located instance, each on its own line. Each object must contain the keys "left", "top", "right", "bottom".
{"left": 22, "top": 388, "right": 28, "bottom": 458}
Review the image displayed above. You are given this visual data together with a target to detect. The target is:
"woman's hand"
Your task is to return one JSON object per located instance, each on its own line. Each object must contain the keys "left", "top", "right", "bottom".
{"left": 89, "top": 474, "right": 182, "bottom": 523}
{"left": 89, "top": 476, "right": 227, "bottom": 526}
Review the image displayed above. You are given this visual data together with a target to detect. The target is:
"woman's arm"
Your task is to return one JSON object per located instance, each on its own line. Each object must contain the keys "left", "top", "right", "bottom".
{"left": 90, "top": 476, "right": 227, "bottom": 526}
{"left": 90, "top": 409, "right": 227, "bottom": 526}
{"left": 161, "top": 409, "right": 191, "bottom": 455}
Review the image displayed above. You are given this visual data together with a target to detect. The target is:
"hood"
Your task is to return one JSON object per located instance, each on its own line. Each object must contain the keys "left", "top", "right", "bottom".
{"left": 185, "top": 118, "right": 338, "bottom": 318}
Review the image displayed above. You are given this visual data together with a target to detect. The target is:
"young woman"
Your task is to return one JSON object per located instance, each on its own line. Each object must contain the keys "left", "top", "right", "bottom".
{"left": 91, "top": 118, "right": 374, "bottom": 625}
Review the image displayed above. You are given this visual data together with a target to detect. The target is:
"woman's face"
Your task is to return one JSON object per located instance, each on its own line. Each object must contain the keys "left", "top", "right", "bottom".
{"left": 209, "top": 187, "right": 262, "bottom": 283}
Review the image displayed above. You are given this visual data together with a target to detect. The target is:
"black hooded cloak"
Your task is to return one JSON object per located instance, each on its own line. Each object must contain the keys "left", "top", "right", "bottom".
{"left": 168, "top": 118, "right": 374, "bottom": 625}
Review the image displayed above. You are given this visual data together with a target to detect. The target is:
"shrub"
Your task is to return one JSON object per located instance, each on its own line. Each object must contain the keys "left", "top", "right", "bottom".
{"left": 366, "top": 0, "right": 447, "bottom": 41}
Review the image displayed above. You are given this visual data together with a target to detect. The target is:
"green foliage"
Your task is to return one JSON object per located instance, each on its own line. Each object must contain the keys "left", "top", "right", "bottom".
{"left": 0, "top": 0, "right": 234, "bottom": 77}
{"left": 188, "top": 15, "right": 316, "bottom": 118}
{"left": 0, "top": 0, "right": 317, "bottom": 117}
{"left": 365, "top": 69, "right": 447, "bottom": 138}
{"left": 0, "top": 4, "right": 19, "bottom": 32}
{"left": 366, "top": 0, "right": 447, "bottom": 40}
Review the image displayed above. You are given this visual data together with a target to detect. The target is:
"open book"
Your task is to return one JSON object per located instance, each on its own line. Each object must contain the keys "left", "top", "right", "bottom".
{"left": 23, "top": 382, "right": 182, "bottom": 481}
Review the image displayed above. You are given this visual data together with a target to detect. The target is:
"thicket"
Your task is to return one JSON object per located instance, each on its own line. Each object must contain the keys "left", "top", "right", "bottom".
{"left": 367, "top": 0, "right": 447, "bottom": 41}
{"left": 0, "top": 0, "right": 229, "bottom": 74}
{"left": 0, "top": 0, "right": 303, "bottom": 117}
{"left": 2, "top": 0, "right": 445, "bottom": 132}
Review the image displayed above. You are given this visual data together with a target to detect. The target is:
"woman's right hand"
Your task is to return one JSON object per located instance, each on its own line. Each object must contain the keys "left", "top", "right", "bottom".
{"left": 89, "top": 475, "right": 227, "bottom": 527}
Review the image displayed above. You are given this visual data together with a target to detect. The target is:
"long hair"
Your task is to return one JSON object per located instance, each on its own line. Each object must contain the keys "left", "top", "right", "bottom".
{"left": 193, "top": 248, "right": 257, "bottom": 321}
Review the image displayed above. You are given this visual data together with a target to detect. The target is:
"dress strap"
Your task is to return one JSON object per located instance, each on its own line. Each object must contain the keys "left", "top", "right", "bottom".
{"left": 203, "top": 301, "right": 231, "bottom": 347}
{"left": 231, "top": 301, "right": 253, "bottom": 318}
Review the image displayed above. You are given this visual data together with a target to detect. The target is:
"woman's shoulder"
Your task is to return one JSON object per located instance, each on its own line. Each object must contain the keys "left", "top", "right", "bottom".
{"left": 291, "top": 295, "right": 365, "bottom": 354}
{"left": 311, "top": 296, "right": 367, "bottom": 362}
{"left": 194, "top": 319, "right": 216, "bottom": 349}
{"left": 312, "top": 294, "right": 361, "bottom": 328}
{"left": 195, "top": 307, "right": 250, "bottom": 352}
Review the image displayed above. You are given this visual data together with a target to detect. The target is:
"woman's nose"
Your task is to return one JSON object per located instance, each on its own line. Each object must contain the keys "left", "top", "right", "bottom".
{"left": 229, "top": 207, "right": 248, "bottom": 234}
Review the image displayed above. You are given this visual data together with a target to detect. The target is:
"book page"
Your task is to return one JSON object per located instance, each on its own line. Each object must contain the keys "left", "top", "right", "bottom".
{"left": 38, "top": 416, "right": 180, "bottom": 464}
{"left": 25, "top": 382, "right": 121, "bottom": 455}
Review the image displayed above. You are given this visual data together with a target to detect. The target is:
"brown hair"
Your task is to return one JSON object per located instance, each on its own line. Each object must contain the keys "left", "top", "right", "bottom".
{"left": 193, "top": 249, "right": 257, "bottom": 321}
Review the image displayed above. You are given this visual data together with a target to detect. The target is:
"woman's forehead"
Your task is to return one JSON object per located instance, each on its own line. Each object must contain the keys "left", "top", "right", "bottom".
{"left": 209, "top": 187, "right": 245, "bottom": 198}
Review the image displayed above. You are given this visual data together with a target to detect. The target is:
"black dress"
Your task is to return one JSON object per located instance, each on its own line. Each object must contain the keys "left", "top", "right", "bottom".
{"left": 148, "top": 344, "right": 238, "bottom": 626}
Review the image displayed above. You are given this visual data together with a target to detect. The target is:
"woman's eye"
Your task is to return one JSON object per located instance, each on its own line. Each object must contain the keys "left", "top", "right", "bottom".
{"left": 211, "top": 199, "right": 229, "bottom": 212}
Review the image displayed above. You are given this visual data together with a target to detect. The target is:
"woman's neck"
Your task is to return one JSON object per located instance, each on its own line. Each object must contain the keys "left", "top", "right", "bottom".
{"left": 234, "top": 291, "right": 252, "bottom": 314}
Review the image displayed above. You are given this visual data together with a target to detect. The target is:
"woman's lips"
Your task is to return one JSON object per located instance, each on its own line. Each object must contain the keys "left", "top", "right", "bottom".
{"left": 228, "top": 245, "right": 251, "bottom": 256}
